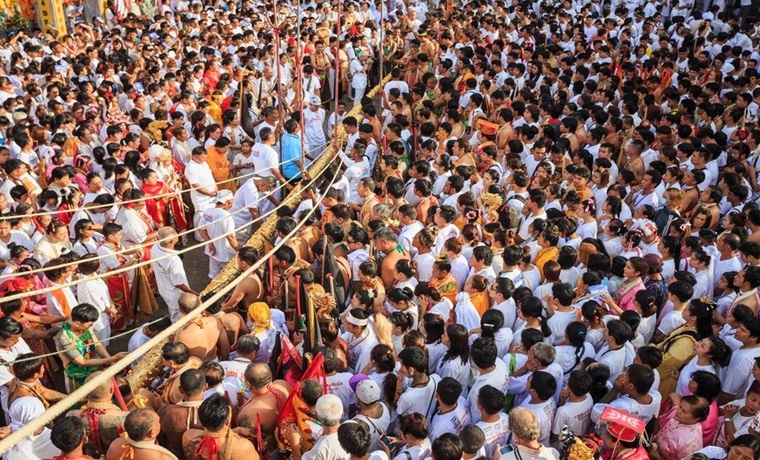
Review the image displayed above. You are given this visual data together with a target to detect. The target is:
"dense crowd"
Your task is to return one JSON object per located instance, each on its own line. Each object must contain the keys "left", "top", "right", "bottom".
{"left": 1, "top": 0, "right": 760, "bottom": 459}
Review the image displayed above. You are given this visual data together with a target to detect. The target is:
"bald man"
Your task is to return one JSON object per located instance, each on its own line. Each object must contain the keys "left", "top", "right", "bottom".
{"left": 66, "top": 372, "right": 128, "bottom": 457}
{"left": 174, "top": 293, "right": 230, "bottom": 362}
{"left": 152, "top": 227, "right": 197, "bottom": 322}
{"left": 106, "top": 409, "right": 177, "bottom": 460}
{"left": 236, "top": 363, "right": 292, "bottom": 456}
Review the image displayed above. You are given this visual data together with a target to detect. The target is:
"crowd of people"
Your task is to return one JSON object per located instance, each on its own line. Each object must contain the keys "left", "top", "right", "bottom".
{"left": 1, "top": 0, "right": 760, "bottom": 459}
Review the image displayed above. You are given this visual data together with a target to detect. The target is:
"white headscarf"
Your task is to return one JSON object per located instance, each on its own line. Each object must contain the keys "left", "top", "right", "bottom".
{"left": 8, "top": 397, "right": 45, "bottom": 437}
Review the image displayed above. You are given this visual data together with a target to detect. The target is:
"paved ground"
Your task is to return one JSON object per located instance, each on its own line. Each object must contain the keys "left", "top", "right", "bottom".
{"left": 107, "top": 238, "right": 212, "bottom": 353}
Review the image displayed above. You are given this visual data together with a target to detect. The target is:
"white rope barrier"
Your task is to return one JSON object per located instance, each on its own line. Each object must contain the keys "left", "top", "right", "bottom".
{"left": 0, "top": 151, "right": 336, "bottom": 302}
{"left": 2, "top": 139, "right": 333, "bottom": 220}
{"left": 0, "top": 163, "right": 297, "bottom": 281}
{"left": 0, "top": 157, "right": 343, "bottom": 456}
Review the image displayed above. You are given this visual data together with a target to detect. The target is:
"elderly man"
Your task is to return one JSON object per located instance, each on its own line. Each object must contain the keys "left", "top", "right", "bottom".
{"left": 499, "top": 407, "right": 560, "bottom": 460}
{"left": 152, "top": 227, "right": 197, "bottom": 322}
{"left": 283, "top": 394, "right": 347, "bottom": 460}
{"left": 106, "top": 408, "right": 178, "bottom": 460}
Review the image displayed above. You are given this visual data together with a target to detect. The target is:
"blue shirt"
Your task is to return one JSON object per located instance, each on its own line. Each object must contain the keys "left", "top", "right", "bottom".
{"left": 281, "top": 132, "right": 302, "bottom": 179}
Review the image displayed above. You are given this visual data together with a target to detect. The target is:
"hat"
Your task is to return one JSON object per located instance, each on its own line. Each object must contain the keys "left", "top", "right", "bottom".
{"left": 347, "top": 308, "right": 369, "bottom": 327}
{"left": 355, "top": 379, "right": 381, "bottom": 405}
{"left": 215, "top": 189, "right": 234, "bottom": 203}
{"left": 348, "top": 374, "right": 369, "bottom": 392}
{"left": 310, "top": 96, "right": 321, "bottom": 106}
{"left": 476, "top": 119, "right": 499, "bottom": 136}
{"left": 601, "top": 407, "right": 646, "bottom": 443}
{"left": 248, "top": 302, "right": 272, "bottom": 334}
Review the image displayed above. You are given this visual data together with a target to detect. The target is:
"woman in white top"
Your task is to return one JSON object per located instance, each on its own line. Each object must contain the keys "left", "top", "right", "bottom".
{"left": 34, "top": 218, "right": 73, "bottom": 265}
{"left": 0, "top": 219, "right": 34, "bottom": 263}
{"left": 577, "top": 199, "right": 598, "bottom": 240}
{"left": 71, "top": 219, "right": 100, "bottom": 257}
{"left": 4, "top": 397, "right": 58, "bottom": 460}
{"left": 674, "top": 337, "right": 733, "bottom": 396}
{"left": 388, "top": 413, "right": 432, "bottom": 460}
{"left": 554, "top": 321, "right": 597, "bottom": 374}
{"left": 436, "top": 324, "right": 471, "bottom": 396}
{"left": 114, "top": 189, "right": 158, "bottom": 249}
{"left": 470, "top": 309, "right": 512, "bottom": 359}
{"left": 603, "top": 218, "right": 626, "bottom": 259}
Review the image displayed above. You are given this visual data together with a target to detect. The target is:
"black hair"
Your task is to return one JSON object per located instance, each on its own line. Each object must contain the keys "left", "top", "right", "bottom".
{"left": 198, "top": 393, "right": 232, "bottom": 431}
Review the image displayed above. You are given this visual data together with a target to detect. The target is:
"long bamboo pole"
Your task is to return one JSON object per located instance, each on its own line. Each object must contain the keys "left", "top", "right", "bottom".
{"left": 297, "top": 0, "right": 306, "bottom": 167}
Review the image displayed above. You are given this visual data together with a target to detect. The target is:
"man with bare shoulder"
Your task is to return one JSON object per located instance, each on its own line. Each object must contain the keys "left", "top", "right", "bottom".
{"left": 372, "top": 226, "right": 411, "bottom": 290}
{"left": 220, "top": 247, "right": 264, "bottom": 312}
{"left": 158, "top": 369, "right": 206, "bottom": 458}
{"left": 50, "top": 417, "right": 96, "bottom": 460}
{"left": 182, "top": 394, "right": 260, "bottom": 460}
{"left": 106, "top": 409, "right": 178, "bottom": 460}
{"left": 174, "top": 293, "right": 230, "bottom": 362}
{"left": 136, "top": 342, "right": 203, "bottom": 409}
{"left": 236, "top": 363, "right": 292, "bottom": 455}
{"left": 66, "top": 372, "right": 128, "bottom": 458}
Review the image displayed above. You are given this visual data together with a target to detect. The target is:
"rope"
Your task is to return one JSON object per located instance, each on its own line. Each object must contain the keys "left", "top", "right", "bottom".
{"left": 0, "top": 313, "right": 171, "bottom": 366}
{"left": 0, "top": 152, "right": 337, "bottom": 302}
{"left": 0, "top": 158, "right": 343, "bottom": 456}
{"left": 2, "top": 139, "right": 333, "bottom": 221}
{"left": 0, "top": 164, "right": 297, "bottom": 281}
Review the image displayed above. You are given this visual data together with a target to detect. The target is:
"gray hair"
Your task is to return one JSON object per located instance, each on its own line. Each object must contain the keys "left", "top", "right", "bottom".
{"left": 509, "top": 407, "right": 540, "bottom": 442}
{"left": 372, "top": 203, "right": 392, "bottom": 219}
{"left": 316, "top": 394, "right": 344, "bottom": 427}
{"left": 373, "top": 226, "right": 397, "bottom": 243}
{"left": 532, "top": 342, "right": 556, "bottom": 367}
{"left": 236, "top": 335, "right": 260, "bottom": 355}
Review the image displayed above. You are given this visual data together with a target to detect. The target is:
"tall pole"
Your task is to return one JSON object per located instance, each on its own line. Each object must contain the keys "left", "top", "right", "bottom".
{"left": 379, "top": 0, "right": 384, "bottom": 85}
{"left": 297, "top": 0, "right": 306, "bottom": 168}
{"left": 334, "top": 0, "right": 341, "bottom": 115}
{"left": 274, "top": 0, "right": 285, "bottom": 157}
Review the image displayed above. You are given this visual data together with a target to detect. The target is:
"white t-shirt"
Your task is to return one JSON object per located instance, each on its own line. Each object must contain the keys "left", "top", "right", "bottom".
{"left": 0, "top": 339, "right": 33, "bottom": 413}
{"left": 201, "top": 207, "right": 237, "bottom": 263}
{"left": 326, "top": 372, "right": 354, "bottom": 418}
{"left": 429, "top": 400, "right": 469, "bottom": 441}
{"left": 76, "top": 276, "right": 111, "bottom": 333}
{"left": 521, "top": 399, "right": 557, "bottom": 446}
{"left": 250, "top": 142, "right": 279, "bottom": 179}
{"left": 468, "top": 358, "right": 509, "bottom": 423}
{"left": 658, "top": 309, "right": 686, "bottom": 336}
{"left": 547, "top": 308, "right": 581, "bottom": 346}
{"left": 233, "top": 153, "right": 255, "bottom": 180}
{"left": 476, "top": 412, "right": 511, "bottom": 458}
{"left": 230, "top": 178, "right": 261, "bottom": 228}
{"left": 397, "top": 374, "right": 442, "bottom": 422}
{"left": 302, "top": 431, "right": 349, "bottom": 460}
{"left": 551, "top": 394, "right": 594, "bottom": 438}
{"left": 185, "top": 160, "right": 216, "bottom": 211}
{"left": 721, "top": 346, "right": 760, "bottom": 397}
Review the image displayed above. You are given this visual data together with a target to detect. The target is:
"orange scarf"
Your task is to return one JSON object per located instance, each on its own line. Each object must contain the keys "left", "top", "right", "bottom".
{"left": 50, "top": 283, "right": 71, "bottom": 316}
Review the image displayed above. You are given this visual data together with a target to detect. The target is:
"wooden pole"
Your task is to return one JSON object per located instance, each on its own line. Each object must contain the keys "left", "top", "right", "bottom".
{"left": 297, "top": 0, "right": 306, "bottom": 168}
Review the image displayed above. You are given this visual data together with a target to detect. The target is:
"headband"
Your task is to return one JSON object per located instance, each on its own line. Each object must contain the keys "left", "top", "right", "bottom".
{"left": 347, "top": 311, "right": 368, "bottom": 327}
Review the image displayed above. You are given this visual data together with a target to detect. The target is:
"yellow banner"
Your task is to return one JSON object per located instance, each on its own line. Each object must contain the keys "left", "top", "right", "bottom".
{"left": 37, "top": 0, "right": 67, "bottom": 37}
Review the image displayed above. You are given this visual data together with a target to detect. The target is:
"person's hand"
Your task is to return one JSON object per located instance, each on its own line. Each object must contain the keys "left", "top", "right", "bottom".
{"left": 110, "top": 352, "right": 129, "bottom": 362}
{"left": 668, "top": 393, "right": 682, "bottom": 406}
{"left": 207, "top": 244, "right": 216, "bottom": 257}
{"left": 526, "top": 359, "right": 539, "bottom": 372}
{"left": 724, "top": 404, "right": 740, "bottom": 418}
{"left": 613, "top": 373, "right": 626, "bottom": 391}
{"left": 559, "top": 388, "right": 570, "bottom": 400}
{"left": 0, "top": 426, "right": 10, "bottom": 439}
{"left": 669, "top": 368, "right": 679, "bottom": 379}
{"left": 397, "top": 364, "right": 410, "bottom": 379}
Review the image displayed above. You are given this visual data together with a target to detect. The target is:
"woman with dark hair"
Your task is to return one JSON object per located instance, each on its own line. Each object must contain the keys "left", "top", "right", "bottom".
{"left": 603, "top": 217, "right": 626, "bottom": 258}
{"left": 657, "top": 298, "right": 717, "bottom": 396}
{"left": 658, "top": 236, "right": 681, "bottom": 282}
{"left": 716, "top": 271, "right": 739, "bottom": 317}
{"left": 601, "top": 256, "right": 648, "bottom": 314}
{"left": 643, "top": 254, "right": 668, "bottom": 310}
{"left": 511, "top": 296, "right": 552, "bottom": 348}
{"left": 554, "top": 321, "right": 595, "bottom": 374}
{"left": 386, "top": 413, "right": 431, "bottom": 460}
{"left": 436, "top": 324, "right": 470, "bottom": 389}
{"left": 649, "top": 395, "right": 710, "bottom": 460}
{"left": 472, "top": 309, "right": 511, "bottom": 358}
{"left": 420, "top": 312, "right": 446, "bottom": 372}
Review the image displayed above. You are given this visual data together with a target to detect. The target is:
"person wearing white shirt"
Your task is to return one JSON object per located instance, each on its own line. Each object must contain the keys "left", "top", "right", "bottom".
{"left": 199, "top": 191, "right": 239, "bottom": 279}
{"left": 396, "top": 346, "right": 442, "bottom": 423}
{"left": 590, "top": 364, "right": 661, "bottom": 425}
{"left": 185, "top": 148, "right": 218, "bottom": 241}
{"left": 501, "top": 407, "right": 560, "bottom": 460}
{"left": 429, "top": 378, "right": 470, "bottom": 442}
{"left": 397, "top": 208, "right": 424, "bottom": 256}
{"left": 551, "top": 372, "right": 594, "bottom": 447}
{"left": 339, "top": 143, "right": 371, "bottom": 202}
{"left": 76, "top": 256, "right": 115, "bottom": 344}
{"left": 595, "top": 319, "right": 634, "bottom": 384}
{"left": 475, "top": 385, "right": 511, "bottom": 457}
{"left": 517, "top": 190, "right": 548, "bottom": 244}
{"left": 0, "top": 318, "right": 33, "bottom": 414}
{"left": 468, "top": 337, "right": 510, "bottom": 423}
{"left": 519, "top": 371, "right": 558, "bottom": 446}
{"left": 151, "top": 227, "right": 196, "bottom": 322}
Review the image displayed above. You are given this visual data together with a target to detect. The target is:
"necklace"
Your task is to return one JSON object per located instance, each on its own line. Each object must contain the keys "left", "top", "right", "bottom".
{"left": 85, "top": 401, "right": 121, "bottom": 410}
{"left": 204, "top": 428, "right": 230, "bottom": 439}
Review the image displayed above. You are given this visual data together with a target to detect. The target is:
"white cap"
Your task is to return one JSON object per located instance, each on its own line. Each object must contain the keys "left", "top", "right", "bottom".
{"left": 355, "top": 379, "right": 381, "bottom": 405}
{"left": 310, "top": 95, "right": 321, "bottom": 105}
{"left": 215, "top": 189, "right": 234, "bottom": 203}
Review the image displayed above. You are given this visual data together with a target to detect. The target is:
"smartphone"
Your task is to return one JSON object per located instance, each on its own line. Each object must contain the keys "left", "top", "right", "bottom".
{"left": 500, "top": 445, "right": 514, "bottom": 455}
{"left": 380, "top": 435, "right": 393, "bottom": 449}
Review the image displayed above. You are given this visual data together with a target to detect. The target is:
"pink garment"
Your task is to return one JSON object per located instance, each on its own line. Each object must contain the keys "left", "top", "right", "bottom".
{"left": 661, "top": 398, "right": 719, "bottom": 447}
{"left": 618, "top": 281, "right": 646, "bottom": 312}
{"left": 655, "top": 407, "right": 704, "bottom": 460}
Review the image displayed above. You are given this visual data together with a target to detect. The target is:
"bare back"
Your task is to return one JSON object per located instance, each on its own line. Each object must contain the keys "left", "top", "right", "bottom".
{"left": 175, "top": 317, "right": 225, "bottom": 362}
